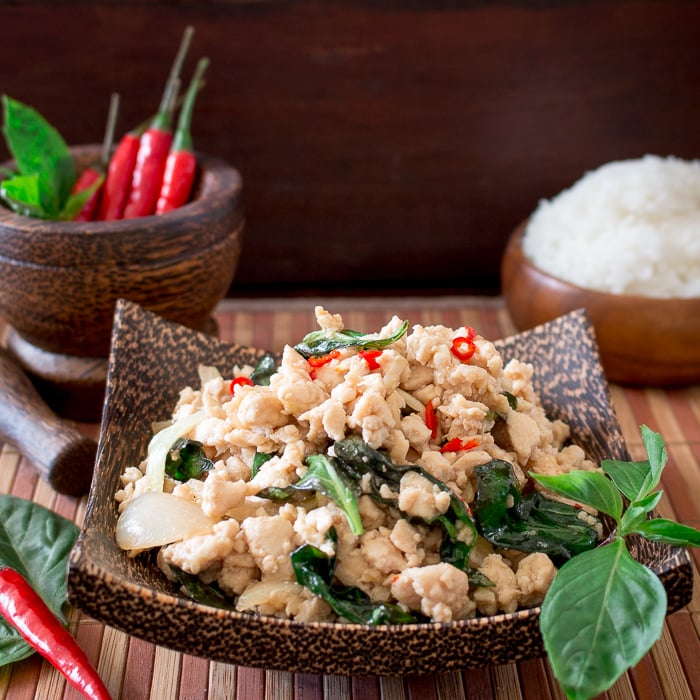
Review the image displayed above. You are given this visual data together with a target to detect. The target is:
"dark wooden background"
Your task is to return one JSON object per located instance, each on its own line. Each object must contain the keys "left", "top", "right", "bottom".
{"left": 2, "top": 1, "right": 699, "bottom": 297}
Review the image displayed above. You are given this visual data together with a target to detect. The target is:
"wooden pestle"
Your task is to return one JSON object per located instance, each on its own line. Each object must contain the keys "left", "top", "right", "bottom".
{"left": 0, "top": 346, "right": 97, "bottom": 496}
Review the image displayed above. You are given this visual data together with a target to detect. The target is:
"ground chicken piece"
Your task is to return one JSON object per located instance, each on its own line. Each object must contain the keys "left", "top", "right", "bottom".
{"left": 516, "top": 553, "right": 557, "bottom": 607}
{"left": 472, "top": 554, "right": 520, "bottom": 615}
{"left": 361, "top": 528, "right": 408, "bottom": 574}
{"left": 401, "top": 364, "right": 434, "bottom": 392}
{"left": 398, "top": 470, "right": 451, "bottom": 520}
{"left": 391, "top": 563, "right": 475, "bottom": 622}
{"left": 241, "top": 515, "right": 297, "bottom": 579}
{"left": 217, "top": 552, "right": 259, "bottom": 596}
{"left": 439, "top": 394, "right": 488, "bottom": 439}
{"left": 271, "top": 346, "right": 328, "bottom": 415}
{"left": 315, "top": 305, "right": 344, "bottom": 330}
{"left": 248, "top": 440, "right": 306, "bottom": 491}
{"left": 236, "top": 388, "right": 288, "bottom": 429}
{"left": 417, "top": 450, "right": 453, "bottom": 483}
{"left": 401, "top": 413, "right": 432, "bottom": 453}
{"left": 385, "top": 428, "right": 411, "bottom": 464}
{"left": 358, "top": 495, "right": 387, "bottom": 530}
{"left": 378, "top": 350, "right": 410, "bottom": 394}
{"left": 161, "top": 519, "right": 240, "bottom": 575}
{"left": 348, "top": 390, "right": 395, "bottom": 448}
{"left": 390, "top": 519, "right": 425, "bottom": 567}
{"left": 292, "top": 505, "right": 336, "bottom": 555}
{"left": 201, "top": 475, "right": 247, "bottom": 520}
{"left": 506, "top": 410, "right": 541, "bottom": 463}
{"left": 299, "top": 398, "right": 347, "bottom": 442}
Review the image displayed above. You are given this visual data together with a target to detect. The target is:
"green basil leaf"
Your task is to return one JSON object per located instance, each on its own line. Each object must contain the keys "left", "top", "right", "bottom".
{"left": 294, "top": 319, "right": 409, "bottom": 358}
{"left": 0, "top": 174, "right": 47, "bottom": 218}
{"left": 619, "top": 491, "right": 664, "bottom": 534}
{"left": 164, "top": 439, "right": 214, "bottom": 481}
{"left": 251, "top": 451, "right": 274, "bottom": 478}
{"left": 249, "top": 354, "right": 277, "bottom": 386}
{"left": 601, "top": 458, "right": 652, "bottom": 502}
{"left": 640, "top": 425, "right": 667, "bottom": 495}
{"left": 475, "top": 461, "right": 601, "bottom": 561}
{"left": 532, "top": 470, "right": 623, "bottom": 520}
{"left": 631, "top": 518, "right": 700, "bottom": 547}
{"left": 0, "top": 494, "right": 79, "bottom": 666}
{"left": 541, "top": 539, "right": 666, "bottom": 700}
{"left": 2, "top": 96, "right": 75, "bottom": 216}
{"left": 291, "top": 536, "right": 426, "bottom": 624}
{"left": 259, "top": 454, "right": 363, "bottom": 535}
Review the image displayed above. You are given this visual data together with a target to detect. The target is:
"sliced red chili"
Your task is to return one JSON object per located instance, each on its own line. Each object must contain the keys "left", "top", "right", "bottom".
{"left": 450, "top": 336, "right": 477, "bottom": 362}
{"left": 308, "top": 350, "right": 341, "bottom": 368}
{"left": 229, "top": 377, "right": 254, "bottom": 395}
{"left": 439, "top": 437, "right": 479, "bottom": 453}
{"left": 358, "top": 349, "right": 382, "bottom": 370}
{"left": 424, "top": 401, "right": 438, "bottom": 439}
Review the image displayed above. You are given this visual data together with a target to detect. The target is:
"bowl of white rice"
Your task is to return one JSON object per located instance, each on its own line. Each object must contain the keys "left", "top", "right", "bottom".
{"left": 501, "top": 155, "right": 700, "bottom": 386}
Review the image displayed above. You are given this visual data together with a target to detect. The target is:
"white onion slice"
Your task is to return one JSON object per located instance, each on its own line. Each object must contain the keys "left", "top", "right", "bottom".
{"left": 198, "top": 364, "right": 222, "bottom": 385}
{"left": 396, "top": 388, "right": 425, "bottom": 413}
{"left": 144, "top": 411, "right": 205, "bottom": 492}
{"left": 115, "top": 491, "right": 214, "bottom": 551}
{"left": 235, "top": 580, "right": 305, "bottom": 613}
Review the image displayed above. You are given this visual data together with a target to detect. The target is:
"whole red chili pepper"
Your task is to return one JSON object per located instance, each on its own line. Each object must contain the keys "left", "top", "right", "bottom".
{"left": 72, "top": 93, "right": 120, "bottom": 221}
{"left": 156, "top": 57, "right": 209, "bottom": 215}
{"left": 0, "top": 567, "right": 111, "bottom": 700}
{"left": 123, "top": 26, "right": 194, "bottom": 219}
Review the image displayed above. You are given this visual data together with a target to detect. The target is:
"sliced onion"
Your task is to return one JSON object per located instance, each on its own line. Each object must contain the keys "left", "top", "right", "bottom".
{"left": 198, "top": 364, "right": 222, "bottom": 385}
{"left": 144, "top": 411, "right": 205, "bottom": 492}
{"left": 235, "top": 580, "right": 305, "bottom": 613}
{"left": 115, "top": 491, "right": 214, "bottom": 551}
{"left": 396, "top": 388, "right": 425, "bottom": 413}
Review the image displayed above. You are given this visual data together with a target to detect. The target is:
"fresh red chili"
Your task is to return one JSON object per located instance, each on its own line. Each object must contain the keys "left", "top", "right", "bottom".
{"left": 0, "top": 567, "right": 111, "bottom": 700}
{"left": 439, "top": 437, "right": 479, "bottom": 453}
{"left": 308, "top": 350, "right": 341, "bottom": 368}
{"left": 450, "top": 335, "right": 477, "bottom": 362}
{"left": 358, "top": 349, "right": 382, "bottom": 370}
{"left": 424, "top": 401, "right": 438, "bottom": 439}
{"left": 230, "top": 376, "right": 254, "bottom": 395}
{"left": 123, "top": 26, "right": 194, "bottom": 219}
{"left": 156, "top": 57, "right": 208, "bottom": 215}
{"left": 73, "top": 93, "right": 120, "bottom": 221}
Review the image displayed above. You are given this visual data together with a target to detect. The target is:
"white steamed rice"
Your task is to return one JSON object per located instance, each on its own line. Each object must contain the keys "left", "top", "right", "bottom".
{"left": 522, "top": 155, "right": 700, "bottom": 298}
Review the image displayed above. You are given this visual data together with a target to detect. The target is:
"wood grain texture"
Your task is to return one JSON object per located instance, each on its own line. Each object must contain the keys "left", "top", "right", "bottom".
{"left": 2, "top": 1, "right": 700, "bottom": 295}
{"left": 0, "top": 298, "right": 699, "bottom": 699}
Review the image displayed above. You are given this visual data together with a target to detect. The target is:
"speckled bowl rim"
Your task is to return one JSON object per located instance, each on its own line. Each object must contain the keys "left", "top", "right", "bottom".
{"left": 67, "top": 300, "right": 693, "bottom": 676}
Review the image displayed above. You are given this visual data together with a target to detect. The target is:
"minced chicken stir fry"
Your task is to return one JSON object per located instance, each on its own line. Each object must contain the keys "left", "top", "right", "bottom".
{"left": 115, "top": 307, "right": 603, "bottom": 624}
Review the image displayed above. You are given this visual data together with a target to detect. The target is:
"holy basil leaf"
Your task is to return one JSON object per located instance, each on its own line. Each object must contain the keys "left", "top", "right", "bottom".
{"left": 474, "top": 460, "right": 601, "bottom": 561}
{"left": 249, "top": 354, "right": 278, "bottom": 386}
{"left": 290, "top": 539, "right": 426, "bottom": 624}
{"left": 0, "top": 494, "right": 79, "bottom": 666}
{"left": 259, "top": 454, "right": 363, "bottom": 535}
{"left": 332, "top": 436, "right": 478, "bottom": 566}
{"left": 541, "top": 539, "right": 666, "bottom": 700}
{"left": 630, "top": 518, "right": 700, "bottom": 547}
{"left": 618, "top": 491, "right": 664, "bottom": 534}
{"left": 251, "top": 451, "right": 274, "bottom": 478}
{"left": 601, "top": 458, "right": 653, "bottom": 503}
{"left": 294, "top": 319, "right": 409, "bottom": 358}
{"left": 164, "top": 439, "right": 214, "bottom": 481}
{"left": 532, "top": 470, "right": 623, "bottom": 521}
{"left": 0, "top": 173, "right": 46, "bottom": 218}
{"left": 1, "top": 95, "right": 75, "bottom": 217}
{"left": 171, "top": 566, "right": 233, "bottom": 610}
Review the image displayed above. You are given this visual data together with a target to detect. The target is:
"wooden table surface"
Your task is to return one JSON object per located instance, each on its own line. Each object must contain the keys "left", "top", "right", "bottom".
{"left": 0, "top": 296, "right": 698, "bottom": 700}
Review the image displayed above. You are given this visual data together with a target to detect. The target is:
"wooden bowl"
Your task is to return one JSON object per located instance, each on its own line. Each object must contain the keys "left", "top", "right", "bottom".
{"left": 501, "top": 221, "right": 700, "bottom": 386}
{"left": 66, "top": 300, "right": 693, "bottom": 675}
{"left": 0, "top": 145, "right": 243, "bottom": 419}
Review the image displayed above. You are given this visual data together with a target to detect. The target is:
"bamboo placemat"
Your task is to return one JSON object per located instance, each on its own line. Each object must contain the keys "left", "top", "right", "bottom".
{"left": 0, "top": 296, "right": 699, "bottom": 700}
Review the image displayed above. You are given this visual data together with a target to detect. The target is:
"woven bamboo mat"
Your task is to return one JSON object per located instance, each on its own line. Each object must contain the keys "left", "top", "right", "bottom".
{"left": 0, "top": 296, "right": 699, "bottom": 700}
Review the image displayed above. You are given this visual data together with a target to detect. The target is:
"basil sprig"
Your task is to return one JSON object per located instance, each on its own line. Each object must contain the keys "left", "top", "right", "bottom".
{"left": 1, "top": 95, "right": 94, "bottom": 220}
{"left": 293, "top": 320, "right": 409, "bottom": 358}
{"left": 533, "top": 426, "right": 700, "bottom": 700}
